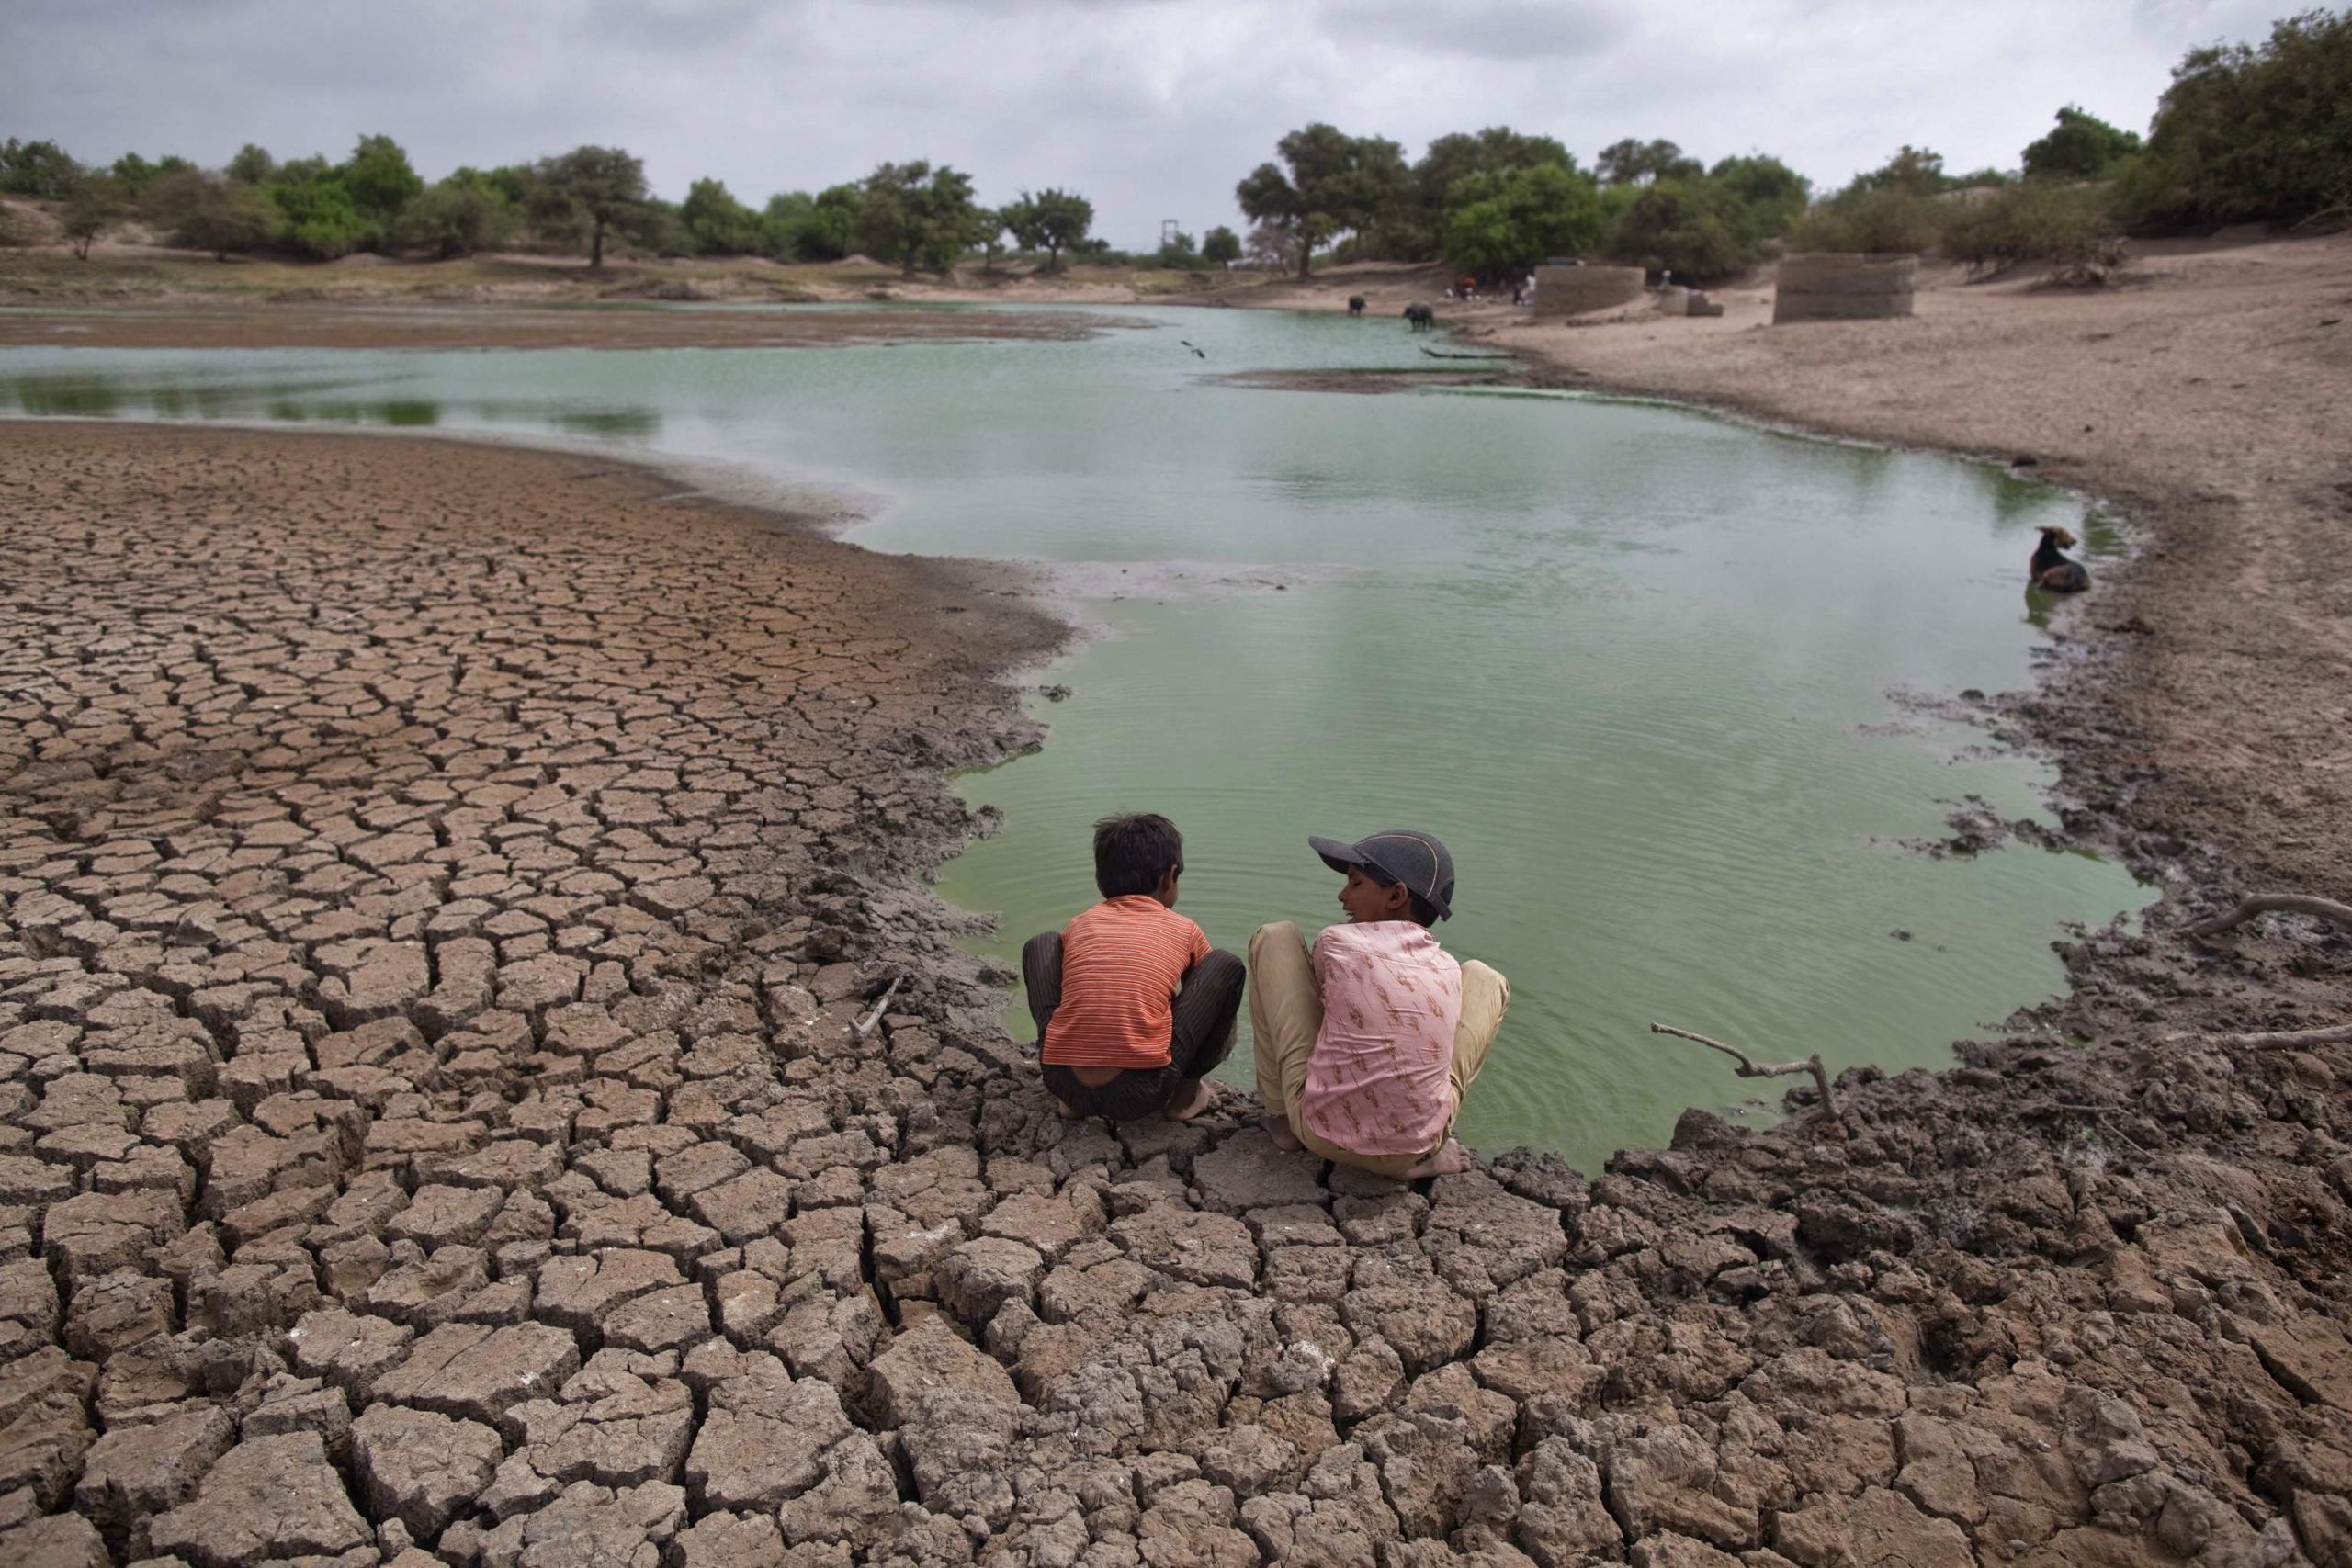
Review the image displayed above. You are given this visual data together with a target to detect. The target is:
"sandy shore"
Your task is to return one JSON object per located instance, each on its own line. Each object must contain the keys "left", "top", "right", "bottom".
{"left": 2, "top": 252, "right": 2350, "bottom": 1568}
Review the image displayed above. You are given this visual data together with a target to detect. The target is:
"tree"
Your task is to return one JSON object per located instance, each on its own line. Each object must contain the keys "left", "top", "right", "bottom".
{"left": 855, "top": 161, "right": 984, "bottom": 276}
{"left": 976, "top": 208, "right": 1011, "bottom": 274}
{"left": 681, "top": 177, "right": 761, "bottom": 254}
{"left": 1609, "top": 177, "right": 1747, "bottom": 280}
{"left": 1708, "top": 154, "right": 1812, "bottom": 245}
{"left": 1442, "top": 162, "right": 1607, "bottom": 277}
{"left": 1242, "top": 220, "right": 1295, "bottom": 270}
{"left": 1395, "top": 127, "right": 1576, "bottom": 255}
{"left": 397, "top": 175, "right": 517, "bottom": 257}
{"left": 1002, "top": 187, "right": 1093, "bottom": 273}
{"left": 109, "top": 152, "right": 160, "bottom": 197}
{"left": 1236, "top": 123, "right": 1408, "bottom": 279}
{"left": 61, "top": 177, "right": 125, "bottom": 259}
{"left": 2117, "top": 11, "right": 2350, "bottom": 226}
{"left": 1201, "top": 225, "right": 1241, "bottom": 269}
{"left": 1851, "top": 145, "right": 1951, "bottom": 197}
{"left": 266, "top": 170, "right": 369, "bottom": 259}
{"left": 338, "top": 134, "right": 423, "bottom": 228}
{"left": 1597, "top": 138, "right": 1702, "bottom": 187}
{"left": 145, "top": 169, "right": 278, "bottom": 259}
{"left": 0, "top": 138, "right": 82, "bottom": 198}
{"left": 533, "top": 146, "right": 647, "bottom": 269}
{"left": 226, "top": 143, "right": 276, "bottom": 185}
{"left": 1155, "top": 229, "right": 1200, "bottom": 270}
{"left": 2023, "top": 107, "right": 2143, "bottom": 180}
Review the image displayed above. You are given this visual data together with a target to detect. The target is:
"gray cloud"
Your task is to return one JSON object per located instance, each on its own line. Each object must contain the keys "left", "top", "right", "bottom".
{"left": 0, "top": 0, "right": 2282, "bottom": 249}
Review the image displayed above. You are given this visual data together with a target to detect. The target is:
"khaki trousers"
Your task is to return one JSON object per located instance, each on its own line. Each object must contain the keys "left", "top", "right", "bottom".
{"left": 1249, "top": 921, "right": 1510, "bottom": 1178}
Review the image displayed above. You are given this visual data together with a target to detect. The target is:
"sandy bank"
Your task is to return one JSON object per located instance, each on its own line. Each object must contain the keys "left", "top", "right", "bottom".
{"left": 0, "top": 381, "right": 2347, "bottom": 1567}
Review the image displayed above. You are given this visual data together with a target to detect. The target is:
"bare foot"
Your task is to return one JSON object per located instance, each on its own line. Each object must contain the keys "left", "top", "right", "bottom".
{"left": 1052, "top": 1098, "right": 1082, "bottom": 1121}
{"left": 1165, "top": 1079, "right": 1216, "bottom": 1122}
{"left": 1402, "top": 1139, "right": 1475, "bottom": 1179}
{"left": 1263, "top": 1113, "right": 1304, "bottom": 1151}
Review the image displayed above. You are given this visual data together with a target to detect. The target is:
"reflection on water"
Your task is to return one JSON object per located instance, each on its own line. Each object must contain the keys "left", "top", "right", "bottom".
{"left": 0, "top": 311, "right": 2152, "bottom": 1169}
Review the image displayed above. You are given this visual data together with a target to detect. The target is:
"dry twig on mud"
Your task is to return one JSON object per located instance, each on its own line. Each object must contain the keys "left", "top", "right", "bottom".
{"left": 1650, "top": 1022, "right": 1840, "bottom": 1122}
{"left": 854, "top": 975, "right": 902, "bottom": 1039}
{"left": 2182, "top": 893, "right": 2352, "bottom": 942}
{"left": 2213, "top": 1021, "right": 2352, "bottom": 1049}
{"left": 2180, "top": 893, "right": 2352, "bottom": 1049}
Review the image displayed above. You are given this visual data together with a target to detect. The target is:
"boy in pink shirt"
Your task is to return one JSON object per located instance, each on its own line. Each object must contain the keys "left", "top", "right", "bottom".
{"left": 1250, "top": 829, "right": 1510, "bottom": 1179}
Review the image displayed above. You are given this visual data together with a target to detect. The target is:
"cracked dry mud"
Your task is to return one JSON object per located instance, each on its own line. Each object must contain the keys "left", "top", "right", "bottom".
{"left": 0, "top": 421, "right": 2348, "bottom": 1568}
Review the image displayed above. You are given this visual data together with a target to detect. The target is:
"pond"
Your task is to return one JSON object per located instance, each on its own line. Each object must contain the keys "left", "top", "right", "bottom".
{"left": 0, "top": 305, "right": 2145, "bottom": 1171}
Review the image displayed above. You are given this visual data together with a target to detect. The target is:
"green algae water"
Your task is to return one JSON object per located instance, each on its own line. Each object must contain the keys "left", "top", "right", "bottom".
{"left": 0, "top": 306, "right": 2146, "bottom": 1171}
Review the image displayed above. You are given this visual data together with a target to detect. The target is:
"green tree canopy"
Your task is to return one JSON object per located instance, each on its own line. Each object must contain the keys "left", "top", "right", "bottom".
{"left": 856, "top": 161, "right": 983, "bottom": 276}
{"left": 146, "top": 168, "right": 278, "bottom": 259}
{"left": 338, "top": 134, "right": 424, "bottom": 225}
{"left": 1597, "top": 138, "right": 1702, "bottom": 186}
{"left": 1236, "top": 123, "right": 1408, "bottom": 278}
{"left": 2120, "top": 10, "right": 2351, "bottom": 226}
{"left": 1201, "top": 224, "right": 1241, "bottom": 269}
{"left": 681, "top": 176, "right": 761, "bottom": 254}
{"left": 1002, "top": 187, "right": 1093, "bottom": 272}
{"left": 1608, "top": 177, "right": 1747, "bottom": 280}
{"left": 1707, "top": 154, "right": 1812, "bottom": 242}
{"left": 1382, "top": 127, "right": 1575, "bottom": 258}
{"left": 108, "top": 153, "right": 161, "bottom": 197}
{"left": 533, "top": 145, "right": 648, "bottom": 268}
{"left": 1851, "top": 145, "right": 1951, "bottom": 196}
{"left": 397, "top": 173, "right": 517, "bottom": 258}
{"left": 266, "top": 174, "right": 369, "bottom": 258}
{"left": 1442, "top": 161, "right": 1607, "bottom": 276}
{"left": 0, "top": 138, "right": 82, "bottom": 198}
{"left": 2023, "top": 107, "right": 2144, "bottom": 180}
{"left": 226, "top": 143, "right": 277, "bottom": 185}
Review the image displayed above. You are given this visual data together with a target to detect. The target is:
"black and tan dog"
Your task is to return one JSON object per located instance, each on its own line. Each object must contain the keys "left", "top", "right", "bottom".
{"left": 2030, "top": 525, "right": 2091, "bottom": 592}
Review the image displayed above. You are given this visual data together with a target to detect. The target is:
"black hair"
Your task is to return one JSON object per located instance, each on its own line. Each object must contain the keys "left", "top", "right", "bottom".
{"left": 1363, "top": 863, "right": 1441, "bottom": 928}
{"left": 1093, "top": 813, "right": 1184, "bottom": 898}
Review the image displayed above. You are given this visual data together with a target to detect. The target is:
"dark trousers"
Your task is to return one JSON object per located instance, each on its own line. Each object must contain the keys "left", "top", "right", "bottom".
{"left": 1023, "top": 931, "right": 1245, "bottom": 1122}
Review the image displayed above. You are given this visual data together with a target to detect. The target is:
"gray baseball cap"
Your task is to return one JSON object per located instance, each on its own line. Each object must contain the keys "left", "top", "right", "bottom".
{"left": 1308, "top": 829, "right": 1455, "bottom": 920}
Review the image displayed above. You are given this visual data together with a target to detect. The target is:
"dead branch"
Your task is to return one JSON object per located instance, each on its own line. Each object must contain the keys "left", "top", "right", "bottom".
{"left": 1650, "top": 1022, "right": 1840, "bottom": 1122}
{"left": 854, "top": 975, "right": 902, "bottom": 1039}
{"left": 2182, "top": 894, "right": 2352, "bottom": 942}
{"left": 2212, "top": 1021, "right": 2352, "bottom": 1050}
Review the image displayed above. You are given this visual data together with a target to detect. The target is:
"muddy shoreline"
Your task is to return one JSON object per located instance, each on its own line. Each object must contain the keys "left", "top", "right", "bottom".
{"left": 1, "top": 302, "right": 2348, "bottom": 1568}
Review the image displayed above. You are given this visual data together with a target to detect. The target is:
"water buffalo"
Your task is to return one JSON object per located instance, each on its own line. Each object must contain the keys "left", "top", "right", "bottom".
{"left": 1403, "top": 301, "right": 1436, "bottom": 331}
{"left": 1347, "top": 296, "right": 1366, "bottom": 317}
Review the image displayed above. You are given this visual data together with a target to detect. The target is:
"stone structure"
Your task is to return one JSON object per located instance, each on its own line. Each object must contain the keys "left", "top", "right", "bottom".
{"left": 1772, "top": 251, "right": 1918, "bottom": 322}
{"left": 1532, "top": 264, "right": 1645, "bottom": 319}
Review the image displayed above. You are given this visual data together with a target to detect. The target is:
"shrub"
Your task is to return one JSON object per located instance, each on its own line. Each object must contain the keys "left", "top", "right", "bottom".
{"left": 397, "top": 178, "right": 518, "bottom": 258}
{"left": 1789, "top": 187, "right": 1942, "bottom": 254}
{"left": 266, "top": 177, "right": 370, "bottom": 259}
{"left": 1940, "top": 182, "right": 2123, "bottom": 280}
{"left": 146, "top": 169, "right": 279, "bottom": 258}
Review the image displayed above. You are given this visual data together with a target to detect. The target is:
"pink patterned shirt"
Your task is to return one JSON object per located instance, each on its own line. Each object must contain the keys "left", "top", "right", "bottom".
{"left": 1298, "top": 921, "right": 1463, "bottom": 1156}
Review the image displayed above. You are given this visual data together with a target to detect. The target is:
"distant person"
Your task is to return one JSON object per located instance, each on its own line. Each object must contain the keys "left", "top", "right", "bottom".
{"left": 1024, "top": 813, "right": 1243, "bottom": 1123}
{"left": 1249, "top": 829, "right": 1510, "bottom": 1178}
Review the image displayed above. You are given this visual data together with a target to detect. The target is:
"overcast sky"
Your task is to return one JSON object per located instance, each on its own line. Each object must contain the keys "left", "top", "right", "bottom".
{"left": 2, "top": 0, "right": 2289, "bottom": 250}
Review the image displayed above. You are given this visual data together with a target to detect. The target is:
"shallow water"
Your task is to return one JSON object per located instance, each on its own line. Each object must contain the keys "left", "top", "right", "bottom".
{"left": 0, "top": 306, "right": 2144, "bottom": 1171}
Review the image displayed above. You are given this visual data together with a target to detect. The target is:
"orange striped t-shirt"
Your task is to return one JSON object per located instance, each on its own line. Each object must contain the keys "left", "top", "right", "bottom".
{"left": 1040, "top": 896, "right": 1212, "bottom": 1070}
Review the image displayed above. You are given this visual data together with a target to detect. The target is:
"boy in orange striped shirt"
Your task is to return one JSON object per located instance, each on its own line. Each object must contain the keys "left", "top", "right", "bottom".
{"left": 1022, "top": 813, "right": 1245, "bottom": 1122}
